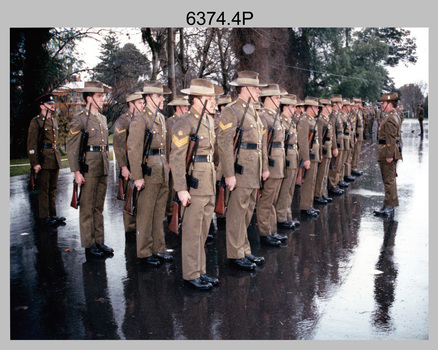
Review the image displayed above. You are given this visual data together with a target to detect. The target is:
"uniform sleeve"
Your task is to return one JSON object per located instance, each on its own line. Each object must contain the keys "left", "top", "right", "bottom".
{"left": 259, "top": 112, "right": 270, "bottom": 172}
{"left": 297, "top": 119, "right": 310, "bottom": 161}
{"left": 27, "top": 119, "right": 40, "bottom": 167}
{"left": 217, "top": 106, "right": 238, "bottom": 178}
{"left": 169, "top": 118, "right": 191, "bottom": 192}
{"left": 127, "top": 114, "right": 146, "bottom": 180}
{"left": 66, "top": 115, "right": 84, "bottom": 172}
{"left": 382, "top": 116, "right": 400, "bottom": 158}
{"left": 113, "top": 116, "right": 129, "bottom": 168}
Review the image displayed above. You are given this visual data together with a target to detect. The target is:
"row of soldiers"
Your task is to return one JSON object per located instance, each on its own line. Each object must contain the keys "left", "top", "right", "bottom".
{"left": 27, "top": 71, "right": 397, "bottom": 292}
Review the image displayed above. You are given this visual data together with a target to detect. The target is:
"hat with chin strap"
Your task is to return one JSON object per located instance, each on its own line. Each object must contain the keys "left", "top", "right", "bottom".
{"left": 377, "top": 92, "right": 400, "bottom": 102}
{"left": 181, "top": 78, "right": 224, "bottom": 96}
{"left": 83, "top": 80, "right": 112, "bottom": 93}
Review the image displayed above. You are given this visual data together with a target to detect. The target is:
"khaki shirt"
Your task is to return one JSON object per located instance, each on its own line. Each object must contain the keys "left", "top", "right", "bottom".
{"left": 259, "top": 107, "right": 285, "bottom": 179}
{"left": 67, "top": 108, "right": 109, "bottom": 176}
{"left": 127, "top": 105, "right": 168, "bottom": 184}
{"left": 217, "top": 97, "right": 266, "bottom": 189}
{"left": 280, "top": 115, "right": 299, "bottom": 170}
{"left": 113, "top": 111, "right": 135, "bottom": 169}
{"left": 297, "top": 113, "right": 320, "bottom": 163}
{"left": 317, "top": 112, "right": 334, "bottom": 159}
{"left": 27, "top": 113, "right": 62, "bottom": 169}
{"left": 355, "top": 110, "right": 364, "bottom": 142}
{"left": 169, "top": 106, "right": 216, "bottom": 195}
{"left": 377, "top": 110, "right": 402, "bottom": 161}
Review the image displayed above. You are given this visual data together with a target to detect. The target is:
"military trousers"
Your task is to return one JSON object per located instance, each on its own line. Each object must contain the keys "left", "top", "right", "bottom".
{"left": 351, "top": 140, "right": 363, "bottom": 172}
{"left": 379, "top": 159, "right": 399, "bottom": 207}
{"left": 314, "top": 156, "right": 331, "bottom": 198}
{"left": 342, "top": 145, "right": 352, "bottom": 177}
{"left": 257, "top": 177, "right": 282, "bottom": 236}
{"left": 181, "top": 194, "right": 214, "bottom": 280}
{"left": 79, "top": 173, "right": 108, "bottom": 248}
{"left": 328, "top": 151, "right": 343, "bottom": 190}
{"left": 136, "top": 180, "right": 168, "bottom": 258}
{"left": 225, "top": 186, "right": 257, "bottom": 259}
{"left": 299, "top": 161, "right": 318, "bottom": 210}
{"left": 37, "top": 168, "right": 59, "bottom": 219}
{"left": 275, "top": 167, "right": 298, "bottom": 222}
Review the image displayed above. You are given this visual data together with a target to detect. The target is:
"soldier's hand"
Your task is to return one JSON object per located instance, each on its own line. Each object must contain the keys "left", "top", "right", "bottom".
{"left": 74, "top": 171, "right": 85, "bottom": 186}
{"left": 121, "top": 166, "right": 130, "bottom": 181}
{"left": 178, "top": 190, "right": 191, "bottom": 207}
{"left": 262, "top": 170, "right": 270, "bottom": 181}
{"left": 333, "top": 148, "right": 339, "bottom": 157}
{"left": 304, "top": 160, "right": 311, "bottom": 170}
{"left": 33, "top": 165, "right": 42, "bottom": 173}
{"left": 134, "top": 179, "right": 145, "bottom": 191}
{"left": 386, "top": 158, "right": 393, "bottom": 163}
{"left": 225, "top": 176, "right": 236, "bottom": 191}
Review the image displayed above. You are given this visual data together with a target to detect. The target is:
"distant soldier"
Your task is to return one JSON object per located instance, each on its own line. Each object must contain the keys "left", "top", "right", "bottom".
{"left": 170, "top": 78, "right": 222, "bottom": 290}
{"left": 374, "top": 92, "right": 402, "bottom": 217}
{"left": 351, "top": 97, "right": 364, "bottom": 176}
{"left": 127, "top": 81, "right": 174, "bottom": 266}
{"left": 275, "top": 94, "right": 301, "bottom": 230}
{"left": 217, "top": 70, "right": 268, "bottom": 271}
{"left": 67, "top": 81, "right": 113, "bottom": 258}
{"left": 343, "top": 99, "right": 356, "bottom": 184}
{"left": 165, "top": 95, "right": 190, "bottom": 217}
{"left": 27, "top": 93, "right": 65, "bottom": 226}
{"left": 257, "top": 84, "right": 287, "bottom": 247}
{"left": 314, "top": 97, "right": 337, "bottom": 204}
{"left": 417, "top": 104, "right": 424, "bottom": 137}
{"left": 297, "top": 96, "right": 321, "bottom": 218}
{"left": 113, "top": 92, "right": 145, "bottom": 235}
{"left": 327, "top": 94, "right": 345, "bottom": 196}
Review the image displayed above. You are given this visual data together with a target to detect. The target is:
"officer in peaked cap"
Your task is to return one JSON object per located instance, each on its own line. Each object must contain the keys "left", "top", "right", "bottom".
{"left": 373, "top": 92, "right": 402, "bottom": 217}
{"left": 113, "top": 92, "right": 145, "bottom": 236}
{"left": 217, "top": 70, "right": 268, "bottom": 271}
{"left": 27, "top": 93, "right": 64, "bottom": 226}
{"left": 67, "top": 81, "right": 113, "bottom": 258}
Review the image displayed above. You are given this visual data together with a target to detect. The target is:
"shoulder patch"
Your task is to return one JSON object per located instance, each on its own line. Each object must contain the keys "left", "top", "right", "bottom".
{"left": 115, "top": 127, "right": 126, "bottom": 134}
{"left": 172, "top": 135, "right": 189, "bottom": 148}
{"left": 219, "top": 121, "right": 233, "bottom": 130}
{"left": 263, "top": 129, "right": 267, "bottom": 135}
{"left": 69, "top": 128, "right": 81, "bottom": 135}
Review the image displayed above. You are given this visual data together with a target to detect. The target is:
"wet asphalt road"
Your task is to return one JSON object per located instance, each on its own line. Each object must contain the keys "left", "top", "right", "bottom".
{"left": 9, "top": 119, "right": 428, "bottom": 340}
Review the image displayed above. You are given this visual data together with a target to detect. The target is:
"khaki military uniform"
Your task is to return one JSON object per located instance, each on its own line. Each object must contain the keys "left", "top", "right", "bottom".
{"left": 165, "top": 114, "right": 182, "bottom": 216}
{"left": 343, "top": 111, "right": 353, "bottom": 178}
{"left": 275, "top": 115, "right": 299, "bottom": 222}
{"left": 327, "top": 110, "right": 344, "bottom": 190}
{"left": 27, "top": 113, "right": 62, "bottom": 219}
{"left": 314, "top": 112, "right": 334, "bottom": 198}
{"left": 67, "top": 108, "right": 109, "bottom": 248}
{"left": 217, "top": 97, "right": 266, "bottom": 259}
{"left": 352, "top": 109, "right": 364, "bottom": 172}
{"left": 297, "top": 113, "right": 320, "bottom": 210}
{"left": 127, "top": 105, "right": 168, "bottom": 259}
{"left": 113, "top": 111, "right": 137, "bottom": 233}
{"left": 256, "top": 107, "right": 285, "bottom": 236}
{"left": 169, "top": 107, "right": 216, "bottom": 280}
{"left": 377, "top": 110, "right": 402, "bottom": 207}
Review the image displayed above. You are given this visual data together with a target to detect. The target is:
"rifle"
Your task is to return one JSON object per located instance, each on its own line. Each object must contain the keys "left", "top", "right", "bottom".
{"left": 296, "top": 112, "right": 320, "bottom": 186}
{"left": 29, "top": 109, "right": 49, "bottom": 191}
{"left": 284, "top": 112, "right": 296, "bottom": 168}
{"left": 214, "top": 176, "right": 226, "bottom": 215}
{"left": 266, "top": 106, "right": 281, "bottom": 168}
{"left": 233, "top": 97, "right": 251, "bottom": 175}
{"left": 123, "top": 180, "right": 137, "bottom": 215}
{"left": 71, "top": 103, "right": 92, "bottom": 209}
{"left": 141, "top": 107, "right": 159, "bottom": 177}
{"left": 169, "top": 100, "right": 208, "bottom": 234}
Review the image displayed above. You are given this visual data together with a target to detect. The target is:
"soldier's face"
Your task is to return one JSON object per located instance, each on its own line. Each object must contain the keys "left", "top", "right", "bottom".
{"left": 90, "top": 93, "right": 105, "bottom": 109}
{"left": 197, "top": 96, "right": 216, "bottom": 114}
{"left": 132, "top": 99, "right": 145, "bottom": 112}
{"left": 42, "top": 102, "right": 56, "bottom": 113}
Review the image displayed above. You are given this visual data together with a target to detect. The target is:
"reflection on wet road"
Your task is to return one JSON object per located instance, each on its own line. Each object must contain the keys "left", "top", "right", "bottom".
{"left": 10, "top": 119, "right": 428, "bottom": 340}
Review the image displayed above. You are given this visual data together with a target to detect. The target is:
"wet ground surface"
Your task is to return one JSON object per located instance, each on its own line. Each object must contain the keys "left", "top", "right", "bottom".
{"left": 9, "top": 119, "right": 428, "bottom": 340}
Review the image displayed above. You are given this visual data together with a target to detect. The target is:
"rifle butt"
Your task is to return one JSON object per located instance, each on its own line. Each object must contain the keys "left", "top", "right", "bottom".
{"left": 168, "top": 200, "right": 181, "bottom": 235}
{"left": 70, "top": 180, "right": 79, "bottom": 209}
{"left": 117, "top": 177, "right": 125, "bottom": 201}
{"left": 214, "top": 185, "right": 226, "bottom": 215}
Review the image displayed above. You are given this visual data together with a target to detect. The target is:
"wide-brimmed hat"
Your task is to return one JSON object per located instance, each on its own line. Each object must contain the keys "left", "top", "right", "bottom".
{"left": 260, "top": 84, "right": 287, "bottom": 97}
{"left": 83, "top": 81, "right": 112, "bottom": 93}
{"left": 143, "top": 81, "right": 171, "bottom": 95}
{"left": 319, "top": 97, "right": 332, "bottom": 105}
{"left": 280, "top": 94, "right": 298, "bottom": 105}
{"left": 181, "top": 79, "right": 224, "bottom": 96}
{"left": 126, "top": 92, "right": 144, "bottom": 103}
{"left": 229, "top": 71, "right": 267, "bottom": 87}
{"left": 216, "top": 95, "right": 232, "bottom": 106}
{"left": 168, "top": 95, "right": 190, "bottom": 106}
{"left": 330, "top": 94, "right": 343, "bottom": 103}
{"left": 377, "top": 92, "right": 400, "bottom": 102}
{"left": 352, "top": 97, "right": 362, "bottom": 104}
{"left": 304, "top": 96, "right": 321, "bottom": 107}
